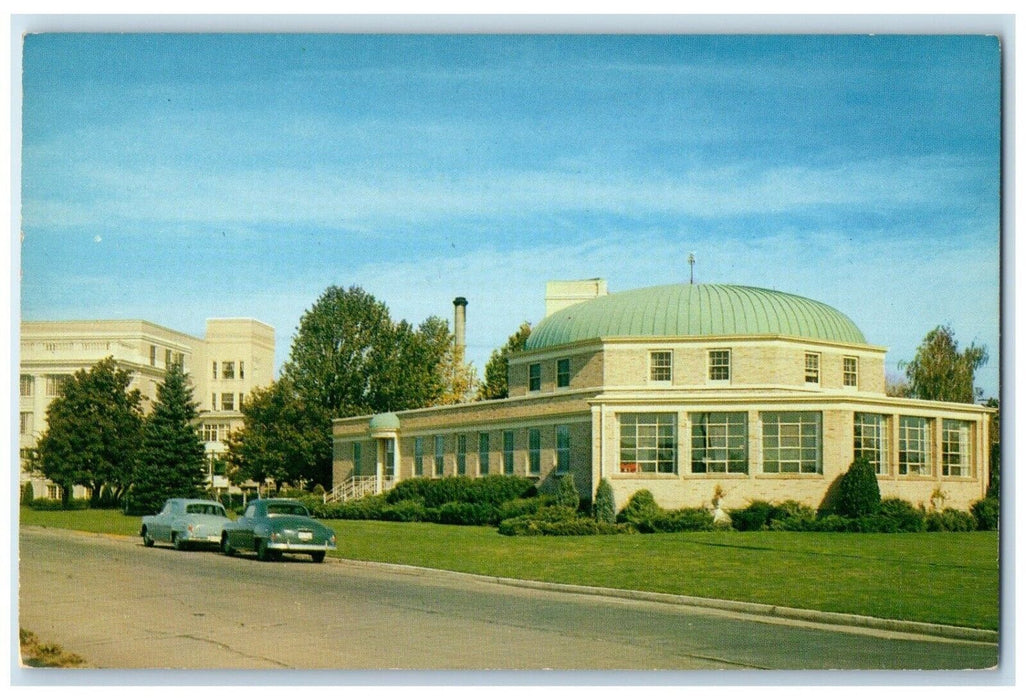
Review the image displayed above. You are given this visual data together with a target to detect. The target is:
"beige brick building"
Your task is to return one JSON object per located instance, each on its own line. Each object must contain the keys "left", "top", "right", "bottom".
{"left": 332, "top": 281, "right": 992, "bottom": 512}
{"left": 19, "top": 318, "right": 274, "bottom": 499}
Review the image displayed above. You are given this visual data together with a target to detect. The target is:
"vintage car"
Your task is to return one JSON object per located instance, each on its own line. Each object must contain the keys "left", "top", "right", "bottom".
{"left": 141, "top": 498, "right": 231, "bottom": 550}
{"left": 220, "top": 498, "right": 336, "bottom": 562}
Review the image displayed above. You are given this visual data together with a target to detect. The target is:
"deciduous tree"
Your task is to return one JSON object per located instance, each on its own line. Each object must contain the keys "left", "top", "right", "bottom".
{"left": 477, "top": 322, "right": 532, "bottom": 400}
{"left": 34, "top": 357, "right": 143, "bottom": 508}
{"left": 901, "top": 324, "right": 988, "bottom": 403}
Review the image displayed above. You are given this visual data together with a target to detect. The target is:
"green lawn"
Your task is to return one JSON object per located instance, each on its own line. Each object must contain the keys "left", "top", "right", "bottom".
{"left": 20, "top": 508, "right": 999, "bottom": 630}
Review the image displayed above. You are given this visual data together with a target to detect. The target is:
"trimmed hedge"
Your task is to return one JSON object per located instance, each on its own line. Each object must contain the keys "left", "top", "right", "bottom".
{"left": 498, "top": 506, "right": 625, "bottom": 536}
{"left": 385, "top": 475, "right": 536, "bottom": 508}
{"left": 28, "top": 498, "right": 90, "bottom": 511}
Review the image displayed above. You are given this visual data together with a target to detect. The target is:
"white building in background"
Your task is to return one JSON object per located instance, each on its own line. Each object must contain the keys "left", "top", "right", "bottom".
{"left": 18, "top": 318, "right": 274, "bottom": 499}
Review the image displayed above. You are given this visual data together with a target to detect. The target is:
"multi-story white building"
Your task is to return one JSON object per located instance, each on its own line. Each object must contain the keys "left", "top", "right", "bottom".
{"left": 19, "top": 318, "right": 274, "bottom": 499}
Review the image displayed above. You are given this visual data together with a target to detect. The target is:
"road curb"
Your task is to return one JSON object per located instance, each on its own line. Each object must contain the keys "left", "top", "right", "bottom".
{"left": 336, "top": 557, "right": 999, "bottom": 644}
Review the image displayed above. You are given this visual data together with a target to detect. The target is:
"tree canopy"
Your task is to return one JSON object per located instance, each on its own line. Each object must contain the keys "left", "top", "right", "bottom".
{"left": 130, "top": 362, "right": 208, "bottom": 514}
{"left": 901, "top": 324, "right": 988, "bottom": 403}
{"left": 477, "top": 321, "right": 532, "bottom": 400}
{"left": 33, "top": 357, "right": 143, "bottom": 507}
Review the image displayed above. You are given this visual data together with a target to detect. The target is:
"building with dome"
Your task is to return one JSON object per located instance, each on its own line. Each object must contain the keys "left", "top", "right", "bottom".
{"left": 331, "top": 280, "right": 992, "bottom": 512}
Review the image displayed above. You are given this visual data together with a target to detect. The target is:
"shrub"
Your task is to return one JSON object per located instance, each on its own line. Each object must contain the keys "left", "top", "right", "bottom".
{"left": 836, "top": 456, "right": 881, "bottom": 518}
{"left": 386, "top": 475, "right": 536, "bottom": 508}
{"left": 381, "top": 499, "right": 428, "bottom": 522}
{"left": 729, "top": 500, "right": 775, "bottom": 531}
{"left": 436, "top": 501, "right": 500, "bottom": 526}
{"left": 925, "top": 508, "right": 977, "bottom": 532}
{"left": 971, "top": 497, "right": 999, "bottom": 531}
{"left": 648, "top": 508, "right": 715, "bottom": 533}
{"left": 313, "top": 494, "right": 390, "bottom": 520}
{"left": 766, "top": 500, "right": 818, "bottom": 531}
{"left": 497, "top": 496, "right": 552, "bottom": 521}
{"left": 20, "top": 482, "right": 34, "bottom": 505}
{"left": 617, "top": 490, "right": 663, "bottom": 528}
{"left": 877, "top": 498, "right": 925, "bottom": 532}
{"left": 592, "top": 478, "right": 616, "bottom": 524}
{"left": 29, "top": 498, "right": 90, "bottom": 511}
{"left": 498, "top": 506, "right": 623, "bottom": 536}
{"left": 554, "top": 475, "right": 581, "bottom": 511}
{"left": 812, "top": 514, "right": 855, "bottom": 532}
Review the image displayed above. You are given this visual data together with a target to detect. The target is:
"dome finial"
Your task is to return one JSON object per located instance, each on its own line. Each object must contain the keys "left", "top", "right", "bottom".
{"left": 688, "top": 252, "right": 696, "bottom": 285}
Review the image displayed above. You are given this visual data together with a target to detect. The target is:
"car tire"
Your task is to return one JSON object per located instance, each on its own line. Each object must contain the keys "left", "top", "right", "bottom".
{"left": 221, "top": 534, "right": 235, "bottom": 556}
{"left": 142, "top": 529, "right": 154, "bottom": 547}
{"left": 311, "top": 551, "right": 326, "bottom": 563}
{"left": 257, "top": 539, "right": 271, "bottom": 562}
{"left": 172, "top": 533, "right": 185, "bottom": 551}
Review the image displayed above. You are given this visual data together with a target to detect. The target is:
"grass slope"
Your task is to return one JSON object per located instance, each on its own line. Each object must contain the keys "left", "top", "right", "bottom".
{"left": 19, "top": 508, "right": 999, "bottom": 630}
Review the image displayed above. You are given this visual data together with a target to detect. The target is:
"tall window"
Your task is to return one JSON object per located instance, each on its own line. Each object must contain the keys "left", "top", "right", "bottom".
{"left": 434, "top": 435, "right": 445, "bottom": 477}
{"left": 385, "top": 439, "right": 395, "bottom": 478}
{"left": 211, "top": 393, "right": 217, "bottom": 410}
{"left": 762, "top": 411, "right": 822, "bottom": 474}
{"left": 529, "top": 363, "right": 541, "bottom": 391}
{"left": 528, "top": 429, "right": 541, "bottom": 474}
{"left": 414, "top": 437, "right": 424, "bottom": 476}
{"left": 899, "top": 416, "right": 932, "bottom": 476}
{"left": 843, "top": 357, "right": 859, "bottom": 388}
{"left": 46, "top": 375, "right": 69, "bottom": 397}
{"left": 165, "top": 349, "right": 173, "bottom": 367}
{"left": 353, "top": 443, "right": 362, "bottom": 474}
{"left": 619, "top": 413, "right": 676, "bottom": 473}
{"left": 20, "top": 375, "right": 33, "bottom": 397}
{"left": 456, "top": 434, "right": 467, "bottom": 475}
{"left": 212, "top": 361, "right": 218, "bottom": 379}
{"left": 804, "top": 353, "right": 820, "bottom": 384}
{"left": 854, "top": 413, "right": 890, "bottom": 475}
{"left": 221, "top": 393, "right": 235, "bottom": 411}
{"left": 502, "top": 431, "right": 515, "bottom": 475}
{"left": 239, "top": 361, "right": 245, "bottom": 379}
{"left": 479, "top": 433, "right": 490, "bottom": 475}
{"left": 20, "top": 412, "right": 33, "bottom": 436}
{"left": 690, "top": 412, "right": 747, "bottom": 473}
{"left": 556, "top": 425, "right": 571, "bottom": 474}
{"left": 942, "top": 419, "right": 972, "bottom": 477}
{"left": 649, "top": 351, "right": 672, "bottom": 382}
{"left": 709, "top": 350, "right": 731, "bottom": 381}
{"left": 223, "top": 361, "right": 235, "bottom": 379}
{"left": 150, "top": 345, "right": 157, "bottom": 366}
{"left": 556, "top": 358, "right": 571, "bottom": 388}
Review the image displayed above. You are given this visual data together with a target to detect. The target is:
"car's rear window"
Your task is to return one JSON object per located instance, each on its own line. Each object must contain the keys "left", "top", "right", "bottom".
{"left": 186, "top": 504, "right": 226, "bottom": 516}
{"left": 267, "top": 504, "right": 308, "bottom": 516}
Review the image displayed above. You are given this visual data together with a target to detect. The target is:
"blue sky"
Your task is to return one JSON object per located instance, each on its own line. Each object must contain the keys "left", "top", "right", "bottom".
{"left": 18, "top": 33, "right": 1002, "bottom": 397}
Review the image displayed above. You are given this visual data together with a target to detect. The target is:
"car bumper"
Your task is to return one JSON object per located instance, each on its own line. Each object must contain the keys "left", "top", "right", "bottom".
{"left": 266, "top": 541, "right": 335, "bottom": 552}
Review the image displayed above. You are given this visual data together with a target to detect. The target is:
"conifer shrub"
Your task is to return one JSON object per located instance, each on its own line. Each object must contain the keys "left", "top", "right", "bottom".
{"left": 925, "top": 508, "right": 977, "bottom": 532}
{"left": 498, "top": 506, "right": 623, "bottom": 536}
{"left": 616, "top": 489, "right": 663, "bottom": 529}
{"left": 971, "top": 497, "right": 999, "bottom": 530}
{"left": 811, "top": 514, "right": 855, "bottom": 532}
{"left": 592, "top": 478, "right": 616, "bottom": 524}
{"left": 20, "top": 481, "right": 34, "bottom": 506}
{"left": 729, "top": 500, "right": 776, "bottom": 531}
{"left": 877, "top": 498, "right": 925, "bottom": 532}
{"left": 765, "top": 501, "right": 818, "bottom": 531}
{"left": 554, "top": 475, "right": 581, "bottom": 511}
{"left": 648, "top": 508, "right": 715, "bottom": 533}
{"left": 836, "top": 456, "right": 881, "bottom": 518}
{"left": 497, "top": 496, "right": 552, "bottom": 521}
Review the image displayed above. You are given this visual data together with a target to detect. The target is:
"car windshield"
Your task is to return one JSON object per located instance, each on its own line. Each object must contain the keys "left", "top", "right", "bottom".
{"left": 186, "top": 504, "right": 226, "bottom": 516}
{"left": 266, "top": 503, "right": 308, "bottom": 516}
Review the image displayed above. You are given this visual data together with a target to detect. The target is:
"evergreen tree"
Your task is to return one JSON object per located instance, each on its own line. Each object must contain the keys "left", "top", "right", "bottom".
{"left": 34, "top": 357, "right": 143, "bottom": 508}
{"left": 554, "top": 474, "right": 580, "bottom": 511}
{"left": 131, "top": 363, "right": 207, "bottom": 515}
{"left": 477, "top": 322, "right": 532, "bottom": 400}
{"left": 592, "top": 478, "right": 616, "bottom": 524}
{"left": 836, "top": 456, "right": 881, "bottom": 518}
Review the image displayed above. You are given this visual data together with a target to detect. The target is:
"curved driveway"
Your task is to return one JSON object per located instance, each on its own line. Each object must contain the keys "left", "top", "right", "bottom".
{"left": 18, "top": 527, "right": 998, "bottom": 672}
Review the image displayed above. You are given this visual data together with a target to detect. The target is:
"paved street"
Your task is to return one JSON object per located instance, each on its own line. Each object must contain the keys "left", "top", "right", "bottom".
{"left": 18, "top": 527, "right": 998, "bottom": 672}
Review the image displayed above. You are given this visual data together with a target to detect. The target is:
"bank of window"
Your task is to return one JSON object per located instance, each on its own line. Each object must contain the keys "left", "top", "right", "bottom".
{"left": 202, "top": 423, "right": 230, "bottom": 442}
{"left": 556, "top": 425, "right": 571, "bottom": 474}
{"left": 502, "top": 431, "right": 515, "bottom": 475}
{"left": 650, "top": 351, "right": 672, "bottom": 382}
{"left": 690, "top": 412, "right": 748, "bottom": 473}
{"left": 619, "top": 413, "right": 676, "bottom": 474}
{"left": 942, "top": 420, "right": 972, "bottom": 477}
{"left": 223, "top": 361, "right": 235, "bottom": 380}
{"left": 20, "top": 375, "right": 33, "bottom": 397}
{"left": 843, "top": 357, "right": 859, "bottom": 388}
{"left": 899, "top": 416, "right": 932, "bottom": 476}
{"left": 456, "top": 434, "right": 467, "bottom": 475}
{"left": 47, "top": 484, "right": 61, "bottom": 500}
{"left": 353, "top": 443, "right": 362, "bottom": 474}
{"left": 556, "top": 358, "right": 571, "bottom": 388}
{"left": 529, "top": 363, "right": 541, "bottom": 392}
{"left": 414, "top": 437, "right": 424, "bottom": 476}
{"left": 709, "top": 350, "right": 731, "bottom": 381}
{"left": 854, "top": 413, "right": 890, "bottom": 475}
{"left": 221, "top": 393, "right": 235, "bottom": 411}
{"left": 762, "top": 411, "right": 822, "bottom": 474}
{"left": 804, "top": 353, "right": 820, "bottom": 384}
{"left": 46, "top": 375, "right": 70, "bottom": 397}
{"left": 434, "top": 435, "right": 445, "bottom": 477}
{"left": 479, "top": 433, "right": 490, "bottom": 475}
{"left": 529, "top": 429, "right": 541, "bottom": 474}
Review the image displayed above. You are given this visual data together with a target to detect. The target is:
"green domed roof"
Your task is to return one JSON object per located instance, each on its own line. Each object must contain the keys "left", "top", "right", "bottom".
{"left": 525, "top": 284, "right": 866, "bottom": 350}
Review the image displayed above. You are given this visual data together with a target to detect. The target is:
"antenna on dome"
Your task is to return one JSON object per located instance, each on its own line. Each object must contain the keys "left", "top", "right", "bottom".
{"left": 688, "top": 252, "right": 696, "bottom": 285}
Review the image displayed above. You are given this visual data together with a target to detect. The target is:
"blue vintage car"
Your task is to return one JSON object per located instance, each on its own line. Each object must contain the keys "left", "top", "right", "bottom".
{"left": 220, "top": 498, "right": 336, "bottom": 563}
{"left": 141, "top": 498, "right": 231, "bottom": 550}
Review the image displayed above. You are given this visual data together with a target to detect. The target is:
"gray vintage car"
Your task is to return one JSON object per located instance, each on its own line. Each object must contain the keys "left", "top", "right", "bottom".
{"left": 141, "top": 498, "right": 231, "bottom": 550}
{"left": 220, "top": 498, "right": 336, "bottom": 562}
